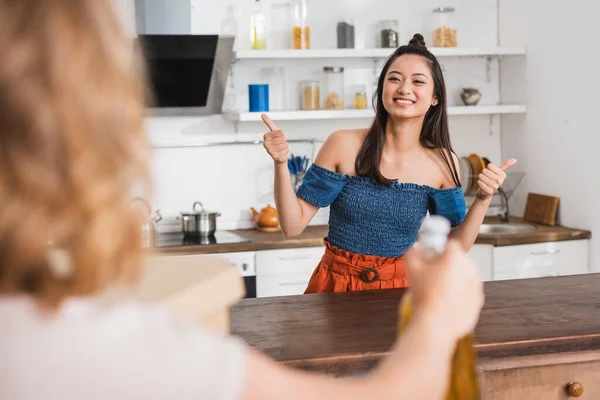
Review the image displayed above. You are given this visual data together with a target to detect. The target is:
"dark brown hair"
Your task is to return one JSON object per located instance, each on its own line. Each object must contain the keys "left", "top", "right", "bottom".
{"left": 355, "top": 33, "right": 460, "bottom": 187}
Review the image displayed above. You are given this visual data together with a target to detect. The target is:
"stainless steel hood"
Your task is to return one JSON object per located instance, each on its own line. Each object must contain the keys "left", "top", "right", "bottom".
{"left": 137, "top": 34, "right": 234, "bottom": 116}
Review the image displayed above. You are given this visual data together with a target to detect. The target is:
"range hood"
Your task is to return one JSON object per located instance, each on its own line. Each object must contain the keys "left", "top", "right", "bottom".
{"left": 137, "top": 34, "right": 234, "bottom": 116}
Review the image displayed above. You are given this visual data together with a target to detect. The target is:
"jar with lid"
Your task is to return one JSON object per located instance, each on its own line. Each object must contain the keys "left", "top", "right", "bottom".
{"left": 337, "top": 17, "right": 355, "bottom": 49}
{"left": 431, "top": 7, "right": 457, "bottom": 47}
{"left": 301, "top": 80, "right": 320, "bottom": 110}
{"left": 354, "top": 91, "right": 368, "bottom": 109}
{"left": 261, "top": 67, "right": 286, "bottom": 111}
{"left": 323, "top": 67, "right": 345, "bottom": 110}
{"left": 377, "top": 20, "right": 399, "bottom": 48}
{"left": 292, "top": 0, "right": 310, "bottom": 49}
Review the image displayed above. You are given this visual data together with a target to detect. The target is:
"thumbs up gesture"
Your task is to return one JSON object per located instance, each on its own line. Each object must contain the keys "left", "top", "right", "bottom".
{"left": 261, "top": 114, "right": 288, "bottom": 164}
{"left": 476, "top": 158, "right": 518, "bottom": 200}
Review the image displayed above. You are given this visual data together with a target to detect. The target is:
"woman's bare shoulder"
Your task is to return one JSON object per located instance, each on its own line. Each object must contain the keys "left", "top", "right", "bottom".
{"left": 314, "top": 129, "right": 368, "bottom": 172}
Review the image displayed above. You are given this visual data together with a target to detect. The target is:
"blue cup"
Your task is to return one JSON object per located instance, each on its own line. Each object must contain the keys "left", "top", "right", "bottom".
{"left": 249, "top": 84, "right": 269, "bottom": 112}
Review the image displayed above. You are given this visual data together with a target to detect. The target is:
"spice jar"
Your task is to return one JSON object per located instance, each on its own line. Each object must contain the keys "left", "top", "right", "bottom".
{"left": 337, "top": 17, "right": 355, "bottom": 49}
{"left": 432, "top": 7, "right": 457, "bottom": 47}
{"left": 354, "top": 91, "right": 368, "bottom": 109}
{"left": 301, "top": 80, "right": 320, "bottom": 110}
{"left": 292, "top": 0, "right": 310, "bottom": 49}
{"left": 323, "top": 67, "right": 344, "bottom": 110}
{"left": 377, "top": 20, "right": 399, "bottom": 48}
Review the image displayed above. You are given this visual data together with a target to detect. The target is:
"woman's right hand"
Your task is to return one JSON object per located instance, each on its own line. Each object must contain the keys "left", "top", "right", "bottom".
{"left": 261, "top": 114, "right": 288, "bottom": 164}
{"left": 404, "top": 240, "right": 484, "bottom": 340}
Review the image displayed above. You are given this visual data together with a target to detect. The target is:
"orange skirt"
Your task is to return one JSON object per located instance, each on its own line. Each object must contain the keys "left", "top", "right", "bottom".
{"left": 304, "top": 239, "right": 409, "bottom": 294}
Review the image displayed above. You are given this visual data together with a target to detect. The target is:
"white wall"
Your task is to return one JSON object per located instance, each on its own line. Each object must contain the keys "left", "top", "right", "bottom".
{"left": 499, "top": 0, "right": 599, "bottom": 270}
{"left": 121, "top": 0, "right": 512, "bottom": 232}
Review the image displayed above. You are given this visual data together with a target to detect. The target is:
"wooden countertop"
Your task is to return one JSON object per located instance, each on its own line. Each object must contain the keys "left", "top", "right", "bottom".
{"left": 155, "top": 217, "right": 590, "bottom": 255}
{"left": 230, "top": 273, "right": 600, "bottom": 375}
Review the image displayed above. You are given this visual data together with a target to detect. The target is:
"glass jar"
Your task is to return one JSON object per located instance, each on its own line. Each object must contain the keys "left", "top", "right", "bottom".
{"left": 292, "top": 0, "right": 310, "bottom": 49}
{"left": 337, "top": 17, "right": 355, "bottom": 49}
{"left": 301, "top": 80, "right": 320, "bottom": 110}
{"left": 432, "top": 7, "right": 457, "bottom": 47}
{"left": 323, "top": 67, "right": 344, "bottom": 110}
{"left": 354, "top": 91, "right": 368, "bottom": 109}
{"left": 261, "top": 67, "right": 286, "bottom": 111}
{"left": 377, "top": 20, "right": 399, "bottom": 48}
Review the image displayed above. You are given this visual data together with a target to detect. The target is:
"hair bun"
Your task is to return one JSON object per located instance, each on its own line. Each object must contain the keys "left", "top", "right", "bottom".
{"left": 408, "top": 33, "right": 427, "bottom": 48}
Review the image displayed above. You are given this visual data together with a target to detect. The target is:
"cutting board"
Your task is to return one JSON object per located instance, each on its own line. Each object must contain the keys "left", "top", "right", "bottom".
{"left": 523, "top": 193, "right": 560, "bottom": 226}
{"left": 98, "top": 255, "right": 245, "bottom": 334}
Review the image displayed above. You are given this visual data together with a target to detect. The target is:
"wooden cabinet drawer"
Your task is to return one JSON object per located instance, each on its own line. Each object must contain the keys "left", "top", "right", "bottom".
{"left": 492, "top": 240, "right": 588, "bottom": 281}
{"left": 256, "top": 247, "right": 324, "bottom": 277}
{"left": 481, "top": 359, "right": 600, "bottom": 399}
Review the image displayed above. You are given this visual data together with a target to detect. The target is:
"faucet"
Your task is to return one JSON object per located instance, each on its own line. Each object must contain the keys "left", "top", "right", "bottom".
{"left": 498, "top": 187, "right": 509, "bottom": 223}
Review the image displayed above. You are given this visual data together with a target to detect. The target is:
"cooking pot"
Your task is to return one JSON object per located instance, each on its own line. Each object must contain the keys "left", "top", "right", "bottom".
{"left": 179, "top": 201, "right": 221, "bottom": 237}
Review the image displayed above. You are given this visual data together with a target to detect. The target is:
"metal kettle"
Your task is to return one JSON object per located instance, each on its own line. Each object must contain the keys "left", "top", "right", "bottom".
{"left": 132, "top": 197, "right": 162, "bottom": 248}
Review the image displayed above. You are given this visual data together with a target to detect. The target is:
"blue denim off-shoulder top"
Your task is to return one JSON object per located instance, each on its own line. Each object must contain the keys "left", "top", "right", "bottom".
{"left": 296, "top": 164, "right": 466, "bottom": 258}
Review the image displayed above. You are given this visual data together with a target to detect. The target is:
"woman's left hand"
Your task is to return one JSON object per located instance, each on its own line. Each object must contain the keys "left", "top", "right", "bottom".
{"left": 476, "top": 158, "right": 517, "bottom": 200}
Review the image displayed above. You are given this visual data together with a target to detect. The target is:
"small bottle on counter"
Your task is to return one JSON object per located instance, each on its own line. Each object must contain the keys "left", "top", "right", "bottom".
{"left": 250, "top": 0, "right": 267, "bottom": 50}
{"left": 337, "top": 17, "right": 355, "bottom": 49}
{"left": 399, "top": 215, "right": 481, "bottom": 400}
{"left": 292, "top": 0, "right": 310, "bottom": 49}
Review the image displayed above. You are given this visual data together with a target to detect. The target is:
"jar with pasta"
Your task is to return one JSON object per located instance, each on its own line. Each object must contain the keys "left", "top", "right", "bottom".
{"left": 432, "top": 6, "right": 457, "bottom": 47}
{"left": 292, "top": 0, "right": 310, "bottom": 49}
{"left": 301, "top": 80, "right": 320, "bottom": 110}
{"left": 323, "top": 67, "right": 344, "bottom": 110}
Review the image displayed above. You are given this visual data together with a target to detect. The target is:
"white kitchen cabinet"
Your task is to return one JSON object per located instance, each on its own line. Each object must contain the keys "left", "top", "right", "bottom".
{"left": 492, "top": 240, "right": 589, "bottom": 281}
{"left": 468, "top": 244, "right": 494, "bottom": 282}
{"left": 256, "top": 247, "right": 324, "bottom": 297}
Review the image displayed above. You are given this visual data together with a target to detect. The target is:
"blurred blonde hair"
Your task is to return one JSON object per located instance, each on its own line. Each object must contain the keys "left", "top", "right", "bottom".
{"left": 0, "top": 0, "right": 149, "bottom": 307}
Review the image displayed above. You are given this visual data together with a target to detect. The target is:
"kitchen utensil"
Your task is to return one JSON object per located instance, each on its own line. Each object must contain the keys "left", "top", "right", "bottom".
{"left": 523, "top": 193, "right": 560, "bottom": 226}
{"left": 250, "top": 204, "right": 280, "bottom": 231}
{"left": 179, "top": 201, "right": 221, "bottom": 237}
{"left": 131, "top": 197, "right": 162, "bottom": 248}
{"left": 467, "top": 153, "right": 486, "bottom": 194}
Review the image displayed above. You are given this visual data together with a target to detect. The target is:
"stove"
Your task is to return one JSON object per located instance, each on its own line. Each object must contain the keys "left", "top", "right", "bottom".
{"left": 156, "top": 231, "right": 251, "bottom": 248}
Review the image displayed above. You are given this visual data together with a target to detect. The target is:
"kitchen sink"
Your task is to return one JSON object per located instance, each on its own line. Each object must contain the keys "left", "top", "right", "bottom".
{"left": 479, "top": 223, "right": 537, "bottom": 235}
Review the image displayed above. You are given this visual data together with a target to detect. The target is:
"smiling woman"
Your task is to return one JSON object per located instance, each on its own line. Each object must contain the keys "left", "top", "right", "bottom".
{"left": 260, "top": 33, "right": 516, "bottom": 294}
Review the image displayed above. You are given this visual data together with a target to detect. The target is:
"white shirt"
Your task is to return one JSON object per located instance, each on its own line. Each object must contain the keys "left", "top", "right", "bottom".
{"left": 0, "top": 296, "right": 246, "bottom": 400}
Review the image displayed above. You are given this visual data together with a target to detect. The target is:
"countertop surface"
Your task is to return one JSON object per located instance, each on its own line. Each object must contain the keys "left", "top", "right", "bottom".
{"left": 230, "top": 273, "right": 600, "bottom": 374}
{"left": 154, "top": 217, "right": 591, "bottom": 255}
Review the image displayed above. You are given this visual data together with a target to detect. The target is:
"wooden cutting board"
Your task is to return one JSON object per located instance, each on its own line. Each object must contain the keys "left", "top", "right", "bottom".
{"left": 523, "top": 193, "right": 560, "bottom": 226}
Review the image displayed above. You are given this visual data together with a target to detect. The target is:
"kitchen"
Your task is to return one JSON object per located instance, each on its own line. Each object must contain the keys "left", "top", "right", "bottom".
{"left": 115, "top": 0, "right": 599, "bottom": 398}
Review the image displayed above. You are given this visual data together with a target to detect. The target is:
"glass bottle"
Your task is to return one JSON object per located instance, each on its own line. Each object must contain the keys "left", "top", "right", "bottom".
{"left": 292, "top": 0, "right": 310, "bottom": 49}
{"left": 250, "top": 0, "right": 267, "bottom": 50}
{"left": 399, "top": 216, "right": 481, "bottom": 400}
{"left": 221, "top": 5, "right": 238, "bottom": 38}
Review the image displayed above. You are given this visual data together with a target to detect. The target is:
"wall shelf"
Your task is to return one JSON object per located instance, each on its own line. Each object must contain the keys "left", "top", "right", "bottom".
{"left": 233, "top": 47, "right": 526, "bottom": 60}
{"left": 224, "top": 105, "right": 527, "bottom": 122}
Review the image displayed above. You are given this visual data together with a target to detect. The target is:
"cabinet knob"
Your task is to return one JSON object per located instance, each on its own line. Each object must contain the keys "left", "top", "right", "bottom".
{"left": 567, "top": 381, "right": 584, "bottom": 397}
{"left": 242, "top": 263, "right": 248, "bottom": 272}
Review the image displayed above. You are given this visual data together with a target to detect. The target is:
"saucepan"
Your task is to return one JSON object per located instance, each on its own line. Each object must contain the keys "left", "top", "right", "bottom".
{"left": 179, "top": 201, "right": 221, "bottom": 237}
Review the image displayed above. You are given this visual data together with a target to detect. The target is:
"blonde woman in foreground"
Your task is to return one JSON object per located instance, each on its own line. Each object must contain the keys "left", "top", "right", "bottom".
{"left": 0, "top": 1, "right": 484, "bottom": 399}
